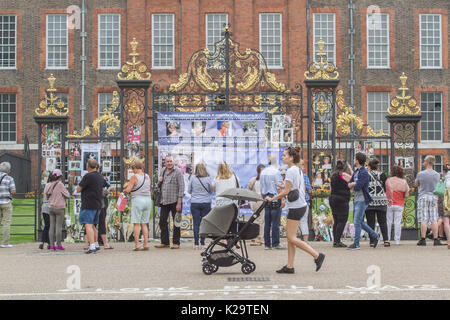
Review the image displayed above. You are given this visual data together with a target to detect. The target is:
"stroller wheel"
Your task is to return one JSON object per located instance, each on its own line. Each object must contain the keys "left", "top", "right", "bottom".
{"left": 211, "top": 264, "right": 219, "bottom": 273}
{"left": 241, "top": 262, "right": 255, "bottom": 275}
{"left": 202, "top": 264, "right": 215, "bottom": 275}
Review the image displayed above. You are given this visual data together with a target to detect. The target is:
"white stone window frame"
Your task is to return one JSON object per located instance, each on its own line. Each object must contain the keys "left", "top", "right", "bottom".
{"left": 420, "top": 92, "right": 442, "bottom": 143}
{"left": 46, "top": 14, "right": 68, "bottom": 69}
{"left": 98, "top": 14, "right": 121, "bottom": 70}
{"left": 419, "top": 14, "right": 442, "bottom": 69}
{"left": 0, "top": 15, "right": 17, "bottom": 69}
{"left": 367, "top": 13, "right": 390, "bottom": 69}
{"left": 367, "top": 91, "right": 390, "bottom": 134}
{"left": 259, "top": 13, "right": 283, "bottom": 69}
{"left": 313, "top": 13, "right": 336, "bottom": 65}
{"left": 152, "top": 13, "right": 175, "bottom": 70}
{"left": 206, "top": 13, "right": 228, "bottom": 53}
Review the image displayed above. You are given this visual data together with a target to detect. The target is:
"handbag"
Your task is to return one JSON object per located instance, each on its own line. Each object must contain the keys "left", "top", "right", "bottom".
{"left": 433, "top": 180, "right": 446, "bottom": 197}
{"left": 152, "top": 169, "right": 166, "bottom": 207}
{"left": 174, "top": 211, "right": 182, "bottom": 228}
{"left": 116, "top": 193, "right": 128, "bottom": 212}
{"left": 287, "top": 189, "right": 300, "bottom": 202}
{"left": 444, "top": 188, "right": 450, "bottom": 212}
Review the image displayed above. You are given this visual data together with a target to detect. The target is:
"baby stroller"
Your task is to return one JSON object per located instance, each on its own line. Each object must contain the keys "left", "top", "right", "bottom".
{"left": 199, "top": 188, "right": 266, "bottom": 275}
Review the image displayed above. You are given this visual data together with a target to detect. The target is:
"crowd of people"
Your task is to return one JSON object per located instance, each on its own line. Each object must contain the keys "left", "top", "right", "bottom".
{"left": 0, "top": 149, "right": 449, "bottom": 272}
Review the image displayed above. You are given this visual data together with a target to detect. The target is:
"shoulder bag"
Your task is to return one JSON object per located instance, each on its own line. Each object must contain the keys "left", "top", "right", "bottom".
{"left": 197, "top": 176, "right": 211, "bottom": 194}
{"left": 287, "top": 170, "right": 300, "bottom": 202}
{"left": 152, "top": 168, "right": 166, "bottom": 207}
{"left": 433, "top": 179, "right": 446, "bottom": 197}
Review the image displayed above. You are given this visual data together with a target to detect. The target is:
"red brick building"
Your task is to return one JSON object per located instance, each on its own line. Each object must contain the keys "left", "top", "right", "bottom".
{"left": 0, "top": 0, "right": 448, "bottom": 189}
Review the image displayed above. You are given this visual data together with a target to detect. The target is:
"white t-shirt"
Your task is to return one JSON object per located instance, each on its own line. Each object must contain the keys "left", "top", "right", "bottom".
{"left": 285, "top": 166, "right": 307, "bottom": 209}
{"left": 213, "top": 175, "right": 240, "bottom": 206}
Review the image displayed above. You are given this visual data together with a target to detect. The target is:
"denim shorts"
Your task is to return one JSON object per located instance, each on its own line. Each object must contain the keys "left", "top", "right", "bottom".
{"left": 79, "top": 209, "right": 100, "bottom": 225}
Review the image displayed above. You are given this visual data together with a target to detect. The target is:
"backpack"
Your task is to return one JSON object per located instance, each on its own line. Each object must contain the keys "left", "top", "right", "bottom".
{"left": 368, "top": 171, "right": 389, "bottom": 207}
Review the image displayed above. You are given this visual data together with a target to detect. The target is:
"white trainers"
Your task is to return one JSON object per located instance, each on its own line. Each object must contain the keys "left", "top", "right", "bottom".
{"left": 0, "top": 244, "right": 13, "bottom": 248}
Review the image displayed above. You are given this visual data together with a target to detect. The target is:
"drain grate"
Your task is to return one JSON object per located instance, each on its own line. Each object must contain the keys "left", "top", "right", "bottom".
{"left": 227, "top": 277, "right": 271, "bottom": 282}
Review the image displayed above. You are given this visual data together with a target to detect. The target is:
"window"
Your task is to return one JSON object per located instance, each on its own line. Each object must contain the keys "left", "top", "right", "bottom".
{"left": 421, "top": 155, "right": 443, "bottom": 174}
{"left": 0, "top": 15, "right": 16, "bottom": 68}
{"left": 420, "top": 14, "right": 442, "bottom": 68}
{"left": 98, "top": 93, "right": 114, "bottom": 117}
{"left": 420, "top": 92, "right": 442, "bottom": 142}
{"left": 367, "top": 13, "right": 389, "bottom": 68}
{"left": 0, "top": 93, "right": 16, "bottom": 142}
{"left": 98, "top": 14, "right": 121, "bottom": 69}
{"left": 313, "top": 13, "right": 335, "bottom": 65}
{"left": 206, "top": 14, "right": 228, "bottom": 52}
{"left": 152, "top": 14, "right": 174, "bottom": 69}
{"left": 367, "top": 92, "right": 390, "bottom": 133}
{"left": 259, "top": 13, "right": 282, "bottom": 68}
{"left": 46, "top": 14, "right": 68, "bottom": 69}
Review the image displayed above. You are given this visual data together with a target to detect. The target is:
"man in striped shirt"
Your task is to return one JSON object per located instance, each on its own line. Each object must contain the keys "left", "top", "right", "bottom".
{"left": 0, "top": 162, "right": 16, "bottom": 248}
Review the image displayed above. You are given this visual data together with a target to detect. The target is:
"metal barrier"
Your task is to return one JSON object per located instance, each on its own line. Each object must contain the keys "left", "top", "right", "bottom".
{"left": 8, "top": 192, "right": 37, "bottom": 242}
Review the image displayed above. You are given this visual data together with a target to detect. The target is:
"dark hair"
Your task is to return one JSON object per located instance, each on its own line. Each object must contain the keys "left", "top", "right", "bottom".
{"left": 391, "top": 165, "right": 404, "bottom": 178}
{"left": 444, "top": 164, "right": 450, "bottom": 173}
{"left": 333, "top": 160, "right": 346, "bottom": 177}
{"left": 256, "top": 164, "right": 265, "bottom": 181}
{"left": 355, "top": 152, "right": 367, "bottom": 166}
{"left": 47, "top": 174, "right": 57, "bottom": 183}
{"left": 285, "top": 146, "right": 301, "bottom": 164}
{"left": 368, "top": 158, "right": 379, "bottom": 171}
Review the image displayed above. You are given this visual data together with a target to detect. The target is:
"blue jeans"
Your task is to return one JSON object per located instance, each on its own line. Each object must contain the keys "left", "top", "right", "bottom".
{"left": 191, "top": 203, "right": 211, "bottom": 246}
{"left": 353, "top": 201, "right": 378, "bottom": 246}
{"left": 264, "top": 206, "right": 281, "bottom": 248}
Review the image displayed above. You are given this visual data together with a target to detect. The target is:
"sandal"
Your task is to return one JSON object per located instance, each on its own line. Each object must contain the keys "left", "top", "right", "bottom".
{"left": 384, "top": 242, "right": 390, "bottom": 247}
{"left": 133, "top": 247, "right": 143, "bottom": 251}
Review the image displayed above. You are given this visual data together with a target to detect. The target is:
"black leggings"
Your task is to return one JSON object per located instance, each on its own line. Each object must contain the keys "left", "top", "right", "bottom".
{"left": 365, "top": 209, "right": 388, "bottom": 242}
{"left": 329, "top": 196, "right": 349, "bottom": 244}
{"left": 42, "top": 212, "right": 50, "bottom": 244}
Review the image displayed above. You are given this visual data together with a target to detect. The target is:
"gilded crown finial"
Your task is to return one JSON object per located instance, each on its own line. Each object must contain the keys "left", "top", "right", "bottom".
{"left": 130, "top": 38, "right": 138, "bottom": 54}
{"left": 117, "top": 37, "right": 151, "bottom": 81}
{"left": 304, "top": 38, "right": 339, "bottom": 80}
{"left": 388, "top": 72, "right": 420, "bottom": 115}
{"left": 47, "top": 74, "right": 56, "bottom": 92}
{"left": 35, "top": 74, "right": 69, "bottom": 117}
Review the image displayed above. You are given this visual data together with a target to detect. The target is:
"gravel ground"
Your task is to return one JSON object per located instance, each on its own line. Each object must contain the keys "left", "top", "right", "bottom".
{"left": 0, "top": 240, "right": 449, "bottom": 300}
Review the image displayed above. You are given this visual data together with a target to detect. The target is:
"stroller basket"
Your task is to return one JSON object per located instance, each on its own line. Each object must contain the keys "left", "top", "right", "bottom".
{"left": 208, "top": 250, "right": 238, "bottom": 267}
{"left": 230, "top": 221, "right": 259, "bottom": 240}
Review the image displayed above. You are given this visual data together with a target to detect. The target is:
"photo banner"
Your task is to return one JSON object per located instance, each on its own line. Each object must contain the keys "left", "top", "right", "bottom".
{"left": 157, "top": 111, "right": 288, "bottom": 215}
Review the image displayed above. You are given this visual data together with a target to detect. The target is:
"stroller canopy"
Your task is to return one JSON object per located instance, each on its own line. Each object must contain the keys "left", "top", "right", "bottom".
{"left": 199, "top": 203, "right": 238, "bottom": 238}
{"left": 218, "top": 188, "right": 262, "bottom": 202}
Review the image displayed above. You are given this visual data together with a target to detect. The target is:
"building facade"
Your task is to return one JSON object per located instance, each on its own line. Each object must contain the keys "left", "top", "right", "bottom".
{"left": 0, "top": 0, "right": 448, "bottom": 188}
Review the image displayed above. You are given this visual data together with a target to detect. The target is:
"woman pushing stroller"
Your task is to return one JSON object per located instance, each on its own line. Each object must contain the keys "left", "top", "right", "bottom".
{"left": 266, "top": 146, "right": 326, "bottom": 274}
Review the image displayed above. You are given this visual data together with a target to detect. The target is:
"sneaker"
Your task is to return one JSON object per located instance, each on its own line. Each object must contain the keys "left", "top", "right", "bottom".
{"left": 314, "top": 253, "right": 325, "bottom": 272}
{"left": 347, "top": 244, "right": 360, "bottom": 250}
{"left": 264, "top": 246, "right": 272, "bottom": 250}
{"left": 0, "top": 244, "right": 13, "bottom": 248}
{"left": 95, "top": 247, "right": 100, "bottom": 251}
{"left": 433, "top": 239, "right": 444, "bottom": 246}
{"left": 273, "top": 245, "right": 286, "bottom": 250}
{"left": 417, "top": 238, "right": 426, "bottom": 246}
{"left": 276, "top": 266, "right": 295, "bottom": 274}
{"left": 85, "top": 249, "right": 97, "bottom": 254}
{"left": 56, "top": 246, "right": 65, "bottom": 251}
{"left": 49, "top": 245, "right": 56, "bottom": 251}
{"left": 38, "top": 244, "right": 44, "bottom": 250}
{"left": 372, "top": 236, "right": 379, "bottom": 249}
{"left": 333, "top": 242, "right": 347, "bottom": 248}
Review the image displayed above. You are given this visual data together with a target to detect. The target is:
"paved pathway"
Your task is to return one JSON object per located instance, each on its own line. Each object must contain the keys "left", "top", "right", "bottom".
{"left": 0, "top": 240, "right": 449, "bottom": 300}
